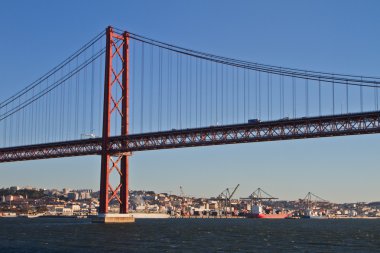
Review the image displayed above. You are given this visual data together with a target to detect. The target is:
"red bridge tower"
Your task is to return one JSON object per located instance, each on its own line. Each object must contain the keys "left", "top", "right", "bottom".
{"left": 99, "top": 26, "right": 131, "bottom": 219}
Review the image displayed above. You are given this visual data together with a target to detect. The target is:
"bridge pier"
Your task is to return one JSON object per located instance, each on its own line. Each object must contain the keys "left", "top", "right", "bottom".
{"left": 93, "top": 214, "right": 135, "bottom": 223}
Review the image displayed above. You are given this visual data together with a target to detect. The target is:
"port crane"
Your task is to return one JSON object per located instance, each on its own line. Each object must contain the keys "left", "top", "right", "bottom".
{"left": 240, "top": 188, "right": 279, "bottom": 207}
{"left": 217, "top": 184, "right": 240, "bottom": 216}
{"left": 302, "top": 192, "right": 329, "bottom": 213}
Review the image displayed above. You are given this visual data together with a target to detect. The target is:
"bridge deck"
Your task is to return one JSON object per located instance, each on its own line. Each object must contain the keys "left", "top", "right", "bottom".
{"left": 1, "top": 111, "right": 379, "bottom": 163}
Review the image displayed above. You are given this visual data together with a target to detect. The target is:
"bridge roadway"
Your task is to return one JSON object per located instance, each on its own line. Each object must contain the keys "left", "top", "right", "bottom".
{"left": 1, "top": 111, "right": 380, "bottom": 163}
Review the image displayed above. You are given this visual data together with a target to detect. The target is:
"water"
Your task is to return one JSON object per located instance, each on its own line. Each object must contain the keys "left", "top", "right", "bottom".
{"left": 0, "top": 218, "right": 379, "bottom": 252}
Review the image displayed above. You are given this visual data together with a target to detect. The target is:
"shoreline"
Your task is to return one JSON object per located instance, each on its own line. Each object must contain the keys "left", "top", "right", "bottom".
{"left": 1, "top": 213, "right": 379, "bottom": 220}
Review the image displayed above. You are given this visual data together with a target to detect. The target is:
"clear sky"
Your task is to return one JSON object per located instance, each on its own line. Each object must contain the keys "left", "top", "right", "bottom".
{"left": 0, "top": 0, "right": 380, "bottom": 203}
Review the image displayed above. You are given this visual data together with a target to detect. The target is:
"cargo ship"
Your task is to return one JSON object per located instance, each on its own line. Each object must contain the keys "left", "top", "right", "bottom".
{"left": 247, "top": 204, "right": 291, "bottom": 219}
{"left": 242, "top": 188, "right": 291, "bottom": 219}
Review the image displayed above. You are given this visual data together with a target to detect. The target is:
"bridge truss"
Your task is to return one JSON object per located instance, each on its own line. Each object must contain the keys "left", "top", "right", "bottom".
{"left": 1, "top": 111, "right": 379, "bottom": 163}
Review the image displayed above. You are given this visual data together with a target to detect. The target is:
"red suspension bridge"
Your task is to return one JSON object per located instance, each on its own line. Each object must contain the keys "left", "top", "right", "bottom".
{"left": 1, "top": 26, "right": 380, "bottom": 216}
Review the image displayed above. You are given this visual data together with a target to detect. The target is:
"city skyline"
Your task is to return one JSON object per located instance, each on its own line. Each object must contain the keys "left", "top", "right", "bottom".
{"left": 1, "top": 1, "right": 380, "bottom": 203}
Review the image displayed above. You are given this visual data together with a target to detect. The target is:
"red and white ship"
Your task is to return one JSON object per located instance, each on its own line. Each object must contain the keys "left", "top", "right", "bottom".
{"left": 248, "top": 204, "right": 291, "bottom": 219}
{"left": 243, "top": 188, "right": 291, "bottom": 219}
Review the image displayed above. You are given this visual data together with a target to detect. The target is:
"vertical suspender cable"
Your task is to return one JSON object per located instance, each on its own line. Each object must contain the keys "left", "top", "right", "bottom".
{"left": 236, "top": 68, "right": 239, "bottom": 123}
{"left": 360, "top": 76, "right": 363, "bottom": 112}
{"left": 83, "top": 52, "right": 87, "bottom": 137}
{"left": 270, "top": 74, "right": 272, "bottom": 120}
{"left": 215, "top": 62, "right": 218, "bottom": 124}
{"left": 179, "top": 54, "right": 182, "bottom": 129}
{"left": 226, "top": 66, "right": 229, "bottom": 124}
{"left": 247, "top": 68, "right": 250, "bottom": 120}
{"left": 90, "top": 44, "right": 95, "bottom": 135}
{"left": 75, "top": 58, "right": 79, "bottom": 137}
{"left": 99, "top": 44, "right": 103, "bottom": 136}
{"left": 221, "top": 64, "right": 224, "bottom": 124}
{"left": 206, "top": 62, "right": 209, "bottom": 125}
{"left": 375, "top": 82, "right": 379, "bottom": 111}
{"left": 346, "top": 80, "right": 349, "bottom": 113}
{"left": 258, "top": 71, "right": 261, "bottom": 120}
{"left": 176, "top": 54, "right": 179, "bottom": 129}
{"left": 165, "top": 48, "right": 169, "bottom": 129}
{"left": 140, "top": 42, "right": 145, "bottom": 133}
{"left": 232, "top": 67, "right": 235, "bottom": 123}
{"left": 282, "top": 74, "right": 285, "bottom": 118}
{"left": 200, "top": 60, "right": 203, "bottom": 126}
{"left": 132, "top": 40, "right": 136, "bottom": 133}
{"left": 67, "top": 63, "right": 72, "bottom": 140}
{"left": 305, "top": 71, "right": 309, "bottom": 117}
{"left": 189, "top": 56, "right": 192, "bottom": 127}
{"left": 159, "top": 47, "right": 163, "bottom": 131}
{"left": 243, "top": 68, "right": 246, "bottom": 122}
{"left": 267, "top": 73, "right": 269, "bottom": 120}
{"left": 150, "top": 44, "right": 154, "bottom": 132}
{"left": 4, "top": 104, "right": 9, "bottom": 145}
{"left": 169, "top": 51, "right": 172, "bottom": 129}
{"left": 292, "top": 77, "right": 296, "bottom": 118}
{"left": 319, "top": 79, "right": 322, "bottom": 116}
{"left": 279, "top": 70, "right": 282, "bottom": 118}
{"left": 179, "top": 53, "right": 183, "bottom": 128}
{"left": 255, "top": 68, "right": 258, "bottom": 119}
{"left": 211, "top": 62, "right": 213, "bottom": 125}
{"left": 186, "top": 56, "right": 189, "bottom": 127}
{"left": 211, "top": 62, "right": 214, "bottom": 125}
{"left": 195, "top": 58, "right": 198, "bottom": 127}
{"left": 332, "top": 74, "right": 335, "bottom": 115}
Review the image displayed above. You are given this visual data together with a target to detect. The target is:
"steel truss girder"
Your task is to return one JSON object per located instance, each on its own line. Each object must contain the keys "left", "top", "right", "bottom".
{"left": 1, "top": 111, "right": 380, "bottom": 163}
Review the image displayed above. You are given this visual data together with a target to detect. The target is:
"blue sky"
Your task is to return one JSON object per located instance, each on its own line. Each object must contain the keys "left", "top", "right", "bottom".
{"left": 0, "top": 0, "right": 380, "bottom": 203}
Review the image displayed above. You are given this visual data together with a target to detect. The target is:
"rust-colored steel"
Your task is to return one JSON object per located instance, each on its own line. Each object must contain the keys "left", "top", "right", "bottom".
{"left": 119, "top": 32, "right": 130, "bottom": 214}
{"left": 99, "top": 26, "right": 130, "bottom": 214}
{"left": 1, "top": 112, "right": 380, "bottom": 163}
{"left": 99, "top": 26, "right": 113, "bottom": 215}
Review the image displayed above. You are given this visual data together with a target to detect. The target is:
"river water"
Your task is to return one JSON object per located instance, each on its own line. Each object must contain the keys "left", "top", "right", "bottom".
{"left": 0, "top": 218, "right": 379, "bottom": 252}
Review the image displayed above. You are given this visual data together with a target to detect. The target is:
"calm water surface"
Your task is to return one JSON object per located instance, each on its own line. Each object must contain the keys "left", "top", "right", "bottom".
{"left": 0, "top": 218, "right": 379, "bottom": 252}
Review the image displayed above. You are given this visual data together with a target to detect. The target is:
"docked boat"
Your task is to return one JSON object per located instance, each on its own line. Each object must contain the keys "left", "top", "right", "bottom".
{"left": 248, "top": 204, "right": 291, "bottom": 219}
{"left": 301, "top": 209, "right": 328, "bottom": 219}
{"left": 242, "top": 188, "right": 291, "bottom": 219}
{"left": 300, "top": 192, "right": 329, "bottom": 219}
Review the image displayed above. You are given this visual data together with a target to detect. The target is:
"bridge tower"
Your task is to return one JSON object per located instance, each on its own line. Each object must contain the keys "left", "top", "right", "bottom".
{"left": 99, "top": 26, "right": 131, "bottom": 218}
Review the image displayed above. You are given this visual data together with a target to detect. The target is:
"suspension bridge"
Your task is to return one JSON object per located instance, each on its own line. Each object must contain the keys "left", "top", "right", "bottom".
{"left": 1, "top": 26, "right": 380, "bottom": 220}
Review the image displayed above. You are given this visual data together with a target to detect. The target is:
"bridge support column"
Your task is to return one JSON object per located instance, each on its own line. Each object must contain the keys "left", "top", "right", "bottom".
{"left": 98, "top": 26, "right": 134, "bottom": 223}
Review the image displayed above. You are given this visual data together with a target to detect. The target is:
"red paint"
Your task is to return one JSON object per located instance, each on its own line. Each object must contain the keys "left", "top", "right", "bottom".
{"left": 250, "top": 213, "right": 291, "bottom": 219}
{"left": 99, "top": 26, "right": 130, "bottom": 214}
